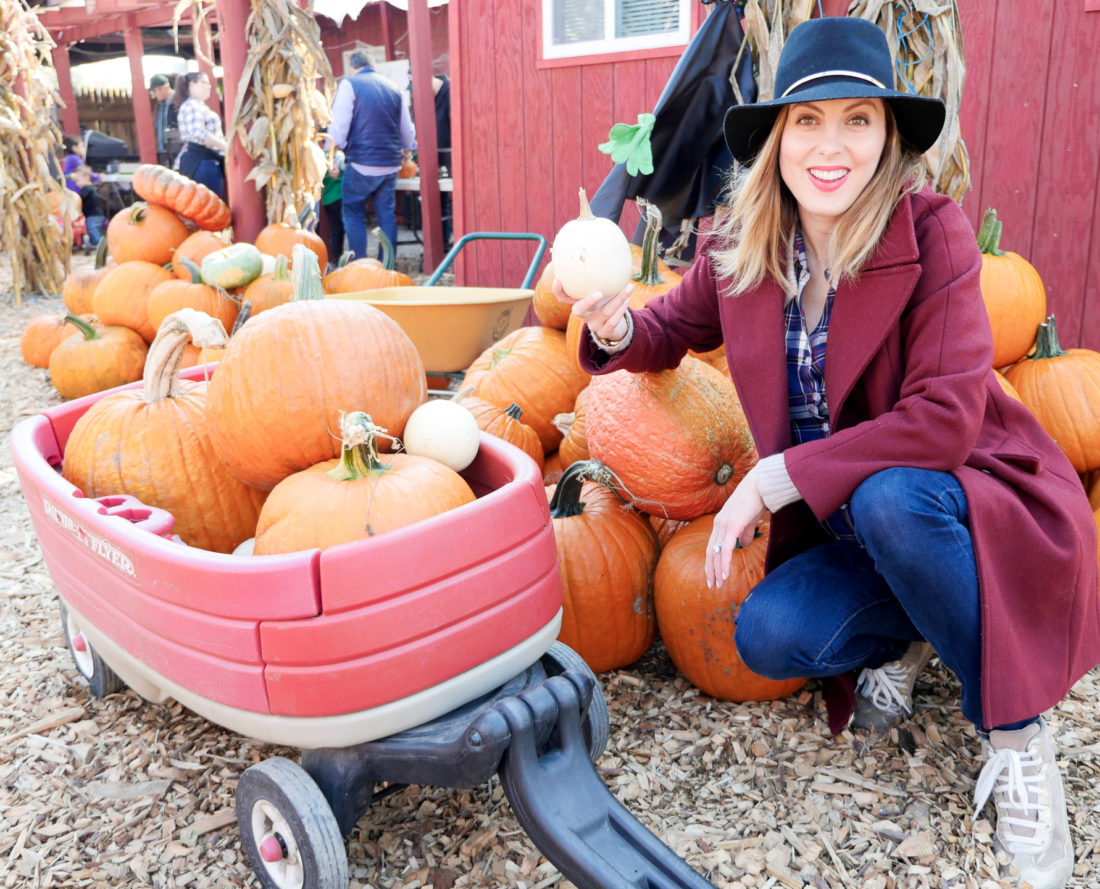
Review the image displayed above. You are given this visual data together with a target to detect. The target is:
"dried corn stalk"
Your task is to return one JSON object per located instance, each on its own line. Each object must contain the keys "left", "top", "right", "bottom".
{"left": 736, "top": 0, "right": 970, "bottom": 202}
{"left": 0, "top": 0, "right": 71, "bottom": 303}
{"left": 227, "top": 0, "right": 334, "bottom": 224}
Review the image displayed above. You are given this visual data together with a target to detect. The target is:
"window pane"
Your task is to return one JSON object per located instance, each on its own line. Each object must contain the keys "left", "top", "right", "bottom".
{"left": 617, "top": 0, "right": 679, "bottom": 37}
{"left": 554, "top": 0, "right": 605, "bottom": 45}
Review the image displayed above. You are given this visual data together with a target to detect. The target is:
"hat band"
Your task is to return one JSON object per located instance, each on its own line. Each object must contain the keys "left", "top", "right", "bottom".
{"left": 780, "top": 70, "right": 888, "bottom": 98}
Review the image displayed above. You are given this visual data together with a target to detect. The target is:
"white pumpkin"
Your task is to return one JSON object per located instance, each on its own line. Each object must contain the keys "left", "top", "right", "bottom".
{"left": 402, "top": 400, "right": 480, "bottom": 471}
{"left": 551, "top": 187, "right": 633, "bottom": 301}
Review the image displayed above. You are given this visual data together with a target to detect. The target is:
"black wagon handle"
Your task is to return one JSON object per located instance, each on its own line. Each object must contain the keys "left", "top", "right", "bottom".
{"left": 425, "top": 232, "right": 548, "bottom": 289}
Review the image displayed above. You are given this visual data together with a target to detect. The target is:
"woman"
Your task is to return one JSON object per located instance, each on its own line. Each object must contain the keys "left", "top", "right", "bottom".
{"left": 173, "top": 72, "right": 227, "bottom": 197}
{"left": 61, "top": 135, "right": 95, "bottom": 194}
{"left": 561, "top": 17, "right": 1100, "bottom": 889}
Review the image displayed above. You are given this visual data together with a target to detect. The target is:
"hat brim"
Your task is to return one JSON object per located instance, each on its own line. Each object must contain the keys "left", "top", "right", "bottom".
{"left": 723, "top": 85, "right": 946, "bottom": 166}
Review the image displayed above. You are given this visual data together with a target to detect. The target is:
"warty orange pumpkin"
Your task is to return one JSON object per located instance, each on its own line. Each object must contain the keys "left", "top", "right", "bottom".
{"left": 654, "top": 513, "right": 806, "bottom": 701}
{"left": 586, "top": 356, "right": 758, "bottom": 520}
{"left": 545, "top": 460, "right": 659, "bottom": 672}
{"left": 61, "top": 309, "right": 266, "bottom": 553}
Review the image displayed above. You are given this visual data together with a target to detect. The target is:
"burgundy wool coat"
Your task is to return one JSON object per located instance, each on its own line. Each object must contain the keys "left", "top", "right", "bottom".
{"left": 580, "top": 188, "right": 1100, "bottom": 727}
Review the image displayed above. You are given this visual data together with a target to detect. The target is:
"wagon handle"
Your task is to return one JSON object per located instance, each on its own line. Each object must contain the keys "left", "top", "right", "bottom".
{"left": 425, "top": 232, "right": 547, "bottom": 289}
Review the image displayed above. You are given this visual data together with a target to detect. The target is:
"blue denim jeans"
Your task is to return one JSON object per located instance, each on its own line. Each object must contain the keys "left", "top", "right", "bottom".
{"left": 340, "top": 166, "right": 398, "bottom": 261}
{"left": 735, "top": 467, "right": 1032, "bottom": 731}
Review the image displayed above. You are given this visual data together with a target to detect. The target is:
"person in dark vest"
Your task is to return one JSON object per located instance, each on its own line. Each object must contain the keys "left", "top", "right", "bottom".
{"left": 560, "top": 17, "right": 1097, "bottom": 889}
{"left": 329, "top": 49, "right": 416, "bottom": 261}
{"left": 432, "top": 72, "right": 453, "bottom": 248}
{"left": 150, "top": 74, "right": 180, "bottom": 168}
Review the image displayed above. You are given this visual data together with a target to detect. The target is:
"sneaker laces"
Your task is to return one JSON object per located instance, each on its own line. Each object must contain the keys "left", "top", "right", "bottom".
{"left": 855, "top": 661, "right": 912, "bottom": 714}
{"left": 973, "top": 746, "right": 1051, "bottom": 854}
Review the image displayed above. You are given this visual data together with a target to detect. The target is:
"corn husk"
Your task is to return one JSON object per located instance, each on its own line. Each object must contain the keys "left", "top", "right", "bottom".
{"left": 0, "top": 0, "right": 72, "bottom": 302}
{"left": 736, "top": 0, "right": 970, "bottom": 203}
{"left": 225, "top": 0, "right": 335, "bottom": 225}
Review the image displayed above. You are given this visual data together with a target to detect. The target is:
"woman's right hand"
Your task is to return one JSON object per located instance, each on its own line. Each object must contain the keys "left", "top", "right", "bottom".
{"left": 551, "top": 278, "right": 633, "bottom": 343}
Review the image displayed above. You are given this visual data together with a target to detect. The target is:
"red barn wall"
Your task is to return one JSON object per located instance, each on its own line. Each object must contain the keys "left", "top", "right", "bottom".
{"left": 317, "top": 4, "right": 450, "bottom": 78}
{"left": 451, "top": 2, "right": 1100, "bottom": 349}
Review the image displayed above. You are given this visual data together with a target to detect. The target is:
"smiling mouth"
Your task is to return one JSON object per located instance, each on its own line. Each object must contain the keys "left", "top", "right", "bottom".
{"left": 809, "top": 168, "right": 848, "bottom": 181}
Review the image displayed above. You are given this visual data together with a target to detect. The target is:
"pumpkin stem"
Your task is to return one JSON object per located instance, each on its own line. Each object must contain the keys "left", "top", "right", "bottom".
{"left": 327, "top": 411, "right": 394, "bottom": 480}
{"left": 976, "top": 208, "right": 1006, "bottom": 256}
{"left": 94, "top": 234, "right": 110, "bottom": 268}
{"left": 128, "top": 202, "right": 149, "bottom": 225}
{"left": 576, "top": 186, "right": 594, "bottom": 222}
{"left": 63, "top": 312, "right": 101, "bottom": 342}
{"left": 552, "top": 409, "right": 574, "bottom": 438}
{"left": 504, "top": 402, "right": 524, "bottom": 421}
{"left": 142, "top": 309, "right": 228, "bottom": 402}
{"left": 548, "top": 459, "right": 600, "bottom": 518}
{"left": 291, "top": 244, "right": 324, "bottom": 300}
{"left": 232, "top": 299, "right": 252, "bottom": 335}
{"left": 337, "top": 250, "right": 355, "bottom": 269}
{"left": 449, "top": 384, "right": 477, "bottom": 403}
{"left": 714, "top": 463, "right": 734, "bottom": 485}
{"left": 369, "top": 226, "right": 396, "bottom": 270}
{"left": 1030, "top": 314, "right": 1067, "bottom": 360}
{"left": 178, "top": 255, "right": 203, "bottom": 284}
{"left": 634, "top": 201, "right": 665, "bottom": 287}
{"left": 272, "top": 254, "right": 291, "bottom": 281}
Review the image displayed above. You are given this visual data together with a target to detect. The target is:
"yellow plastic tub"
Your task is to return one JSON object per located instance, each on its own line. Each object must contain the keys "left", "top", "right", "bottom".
{"left": 328, "top": 286, "right": 534, "bottom": 374}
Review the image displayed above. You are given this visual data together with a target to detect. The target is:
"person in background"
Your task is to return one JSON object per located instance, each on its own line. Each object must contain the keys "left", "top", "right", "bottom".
{"left": 329, "top": 49, "right": 416, "bottom": 261}
{"left": 70, "top": 164, "right": 106, "bottom": 247}
{"left": 173, "top": 72, "right": 227, "bottom": 197}
{"left": 320, "top": 134, "right": 346, "bottom": 266}
{"left": 560, "top": 17, "right": 1099, "bottom": 889}
{"left": 432, "top": 72, "right": 453, "bottom": 249}
{"left": 150, "top": 74, "right": 180, "bottom": 167}
{"left": 62, "top": 135, "right": 97, "bottom": 193}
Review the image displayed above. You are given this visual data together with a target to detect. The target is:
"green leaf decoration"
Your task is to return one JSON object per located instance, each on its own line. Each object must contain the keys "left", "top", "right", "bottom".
{"left": 598, "top": 113, "right": 656, "bottom": 177}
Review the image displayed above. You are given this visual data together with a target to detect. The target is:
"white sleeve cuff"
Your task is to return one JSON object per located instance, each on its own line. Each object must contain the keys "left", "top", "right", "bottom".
{"left": 754, "top": 453, "right": 802, "bottom": 512}
{"left": 590, "top": 311, "right": 634, "bottom": 353}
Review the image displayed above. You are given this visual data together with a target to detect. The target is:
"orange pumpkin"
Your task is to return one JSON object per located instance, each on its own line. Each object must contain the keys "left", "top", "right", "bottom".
{"left": 462, "top": 325, "right": 589, "bottom": 453}
{"left": 586, "top": 357, "right": 758, "bottom": 520}
{"left": 977, "top": 208, "right": 1046, "bottom": 368}
{"left": 531, "top": 263, "right": 572, "bottom": 331}
{"left": 105, "top": 202, "right": 190, "bottom": 266}
{"left": 253, "top": 411, "right": 474, "bottom": 554}
{"left": 241, "top": 254, "right": 295, "bottom": 316}
{"left": 131, "top": 164, "right": 232, "bottom": 231}
{"left": 456, "top": 393, "right": 543, "bottom": 470}
{"left": 180, "top": 342, "right": 228, "bottom": 368}
{"left": 48, "top": 314, "right": 148, "bottom": 400}
{"left": 1004, "top": 314, "right": 1100, "bottom": 473}
{"left": 322, "top": 228, "right": 413, "bottom": 292}
{"left": 172, "top": 230, "right": 227, "bottom": 280}
{"left": 205, "top": 250, "right": 427, "bottom": 489}
{"left": 398, "top": 157, "right": 418, "bottom": 179}
{"left": 62, "top": 239, "right": 113, "bottom": 315}
{"left": 147, "top": 257, "right": 240, "bottom": 335}
{"left": 21, "top": 313, "right": 98, "bottom": 368}
{"left": 61, "top": 310, "right": 265, "bottom": 553}
{"left": 92, "top": 260, "right": 174, "bottom": 343}
{"left": 554, "top": 386, "right": 590, "bottom": 467}
{"left": 994, "top": 369, "right": 1023, "bottom": 403}
{"left": 649, "top": 514, "right": 687, "bottom": 550}
{"left": 254, "top": 221, "right": 328, "bottom": 272}
{"left": 654, "top": 513, "right": 807, "bottom": 701}
{"left": 542, "top": 450, "right": 565, "bottom": 485}
{"left": 545, "top": 460, "right": 659, "bottom": 672}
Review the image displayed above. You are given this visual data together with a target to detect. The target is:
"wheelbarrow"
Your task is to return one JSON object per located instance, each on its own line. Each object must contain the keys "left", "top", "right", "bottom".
{"left": 11, "top": 369, "right": 716, "bottom": 889}
{"left": 327, "top": 231, "right": 547, "bottom": 378}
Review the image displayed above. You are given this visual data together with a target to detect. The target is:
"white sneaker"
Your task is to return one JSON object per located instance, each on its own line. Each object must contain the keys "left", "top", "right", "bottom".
{"left": 851, "top": 641, "right": 934, "bottom": 730}
{"left": 973, "top": 718, "right": 1074, "bottom": 889}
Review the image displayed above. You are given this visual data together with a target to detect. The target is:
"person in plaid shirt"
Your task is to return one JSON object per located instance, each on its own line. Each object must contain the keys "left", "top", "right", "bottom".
{"left": 559, "top": 17, "right": 1098, "bottom": 889}
{"left": 172, "top": 72, "right": 227, "bottom": 197}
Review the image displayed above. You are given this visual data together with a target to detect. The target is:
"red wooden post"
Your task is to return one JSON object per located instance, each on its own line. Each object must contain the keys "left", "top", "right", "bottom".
{"left": 122, "top": 15, "right": 156, "bottom": 163}
{"left": 380, "top": 3, "right": 393, "bottom": 59}
{"left": 408, "top": 0, "right": 443, "bottom": 270}
{"left": 217, "top": 0, "right": 266, "bottom": 242}
{"left": 51, "top": 44, "right": 81, "bottom": 138}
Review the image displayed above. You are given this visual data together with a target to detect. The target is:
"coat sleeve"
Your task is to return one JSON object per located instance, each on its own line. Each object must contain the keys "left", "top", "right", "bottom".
{"left": 577, "top": 244, "right": 727, "bottom": 374}
{"left": 785, "top": 196, "right": 994, "bottom": 519}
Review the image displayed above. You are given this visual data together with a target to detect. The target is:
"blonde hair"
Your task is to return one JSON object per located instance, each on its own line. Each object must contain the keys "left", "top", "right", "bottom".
{"left": 710, "top": 104, "right": 927, "bottom": 295}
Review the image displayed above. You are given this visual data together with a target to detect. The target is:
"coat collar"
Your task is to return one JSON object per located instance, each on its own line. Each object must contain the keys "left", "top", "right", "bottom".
{"left": 722, "top": 193, "right": 923, "bottom": 456}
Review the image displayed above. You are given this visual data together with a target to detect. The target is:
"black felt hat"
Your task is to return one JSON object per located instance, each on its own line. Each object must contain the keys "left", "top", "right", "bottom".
{"left": 723, "top": 17, "right": 946, "bottom": 165}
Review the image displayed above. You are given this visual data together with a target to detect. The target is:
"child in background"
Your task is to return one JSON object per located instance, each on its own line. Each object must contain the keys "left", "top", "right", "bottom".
{"left": 71, "top": 165, "right": 106, "bottom": 248}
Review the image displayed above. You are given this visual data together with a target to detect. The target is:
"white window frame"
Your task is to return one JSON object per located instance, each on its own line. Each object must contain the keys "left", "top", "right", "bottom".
{"left": 541, "top": 0, "right": 692, "bottom": 61}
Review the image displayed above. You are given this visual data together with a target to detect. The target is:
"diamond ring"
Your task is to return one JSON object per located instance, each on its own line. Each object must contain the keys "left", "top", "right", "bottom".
{"left": 712, "top": 543, "right": 722, "bottom": 554}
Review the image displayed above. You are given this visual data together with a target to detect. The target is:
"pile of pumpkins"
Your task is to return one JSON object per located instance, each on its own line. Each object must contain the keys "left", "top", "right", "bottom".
{"left": 20, "top": 164, "right": 414, "bottom": 399}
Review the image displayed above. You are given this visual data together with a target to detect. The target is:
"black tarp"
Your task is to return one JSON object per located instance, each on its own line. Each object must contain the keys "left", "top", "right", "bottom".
{"left": 589, "top": 0, "right": 756, "bottom": 258}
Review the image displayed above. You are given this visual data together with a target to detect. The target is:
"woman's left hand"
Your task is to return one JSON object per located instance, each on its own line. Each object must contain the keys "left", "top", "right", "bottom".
{"left": 706, "top": 469, "right": 765, "bottom": 588}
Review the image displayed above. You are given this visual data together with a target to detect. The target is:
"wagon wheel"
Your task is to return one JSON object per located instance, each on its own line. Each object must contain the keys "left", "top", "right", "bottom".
{"left": 541, "top": 642, "right": 610, "bottom": 762}
{"left": 58, "top": 601, "right": 125, "bottom": 698}
{"left": 236, "top": 757, "right": 349, "bottom": 889}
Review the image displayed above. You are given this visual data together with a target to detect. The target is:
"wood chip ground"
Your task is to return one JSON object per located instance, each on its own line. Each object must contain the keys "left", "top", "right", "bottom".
{"left": 1, "top": 253, "right": 1098, "bottom": 889}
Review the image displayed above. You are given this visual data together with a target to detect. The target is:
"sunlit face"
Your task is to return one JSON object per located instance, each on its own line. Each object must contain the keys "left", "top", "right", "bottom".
{"left": 189, "top": 76, "right": 212, "bottom": 99}
{"left": 153, "top": 84, "right": 172, "bottom": 101}
{"left": 779, "top": 98, "right": 887, "bottom": 232}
